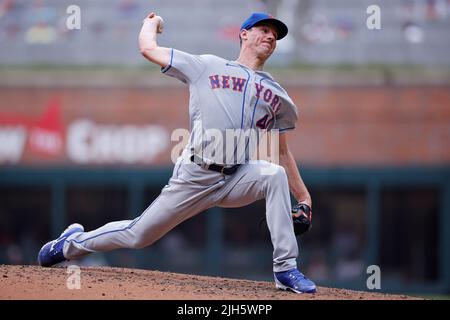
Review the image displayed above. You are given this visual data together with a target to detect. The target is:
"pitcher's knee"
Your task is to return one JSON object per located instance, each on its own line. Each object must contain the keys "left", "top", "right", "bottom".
{"left": 262, "top": 163, "right": 287, "bottom": 183}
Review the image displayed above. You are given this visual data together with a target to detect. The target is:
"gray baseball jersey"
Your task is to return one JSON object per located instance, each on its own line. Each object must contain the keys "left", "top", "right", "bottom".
{"left": 162, "top": 49, "right": 298, "bottom": 164}
{"left": 63, "top": 49, "right": 300, "bottom": 273}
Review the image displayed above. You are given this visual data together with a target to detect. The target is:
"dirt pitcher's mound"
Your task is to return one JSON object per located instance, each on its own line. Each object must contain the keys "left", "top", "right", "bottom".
{"left": 0, "top": 265, "right": 420, "bottom": 300}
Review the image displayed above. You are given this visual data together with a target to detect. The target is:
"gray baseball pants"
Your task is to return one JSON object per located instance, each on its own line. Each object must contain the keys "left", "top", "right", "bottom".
{"left": 64, "top": 157, "right": 298, "bottom": 272}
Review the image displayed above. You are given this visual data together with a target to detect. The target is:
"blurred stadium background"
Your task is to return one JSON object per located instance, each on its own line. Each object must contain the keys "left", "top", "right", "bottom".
{"left": 0, "top": 0, "right": 449, "bottom": 297}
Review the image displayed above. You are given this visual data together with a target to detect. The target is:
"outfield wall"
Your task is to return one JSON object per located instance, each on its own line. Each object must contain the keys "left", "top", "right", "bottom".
{"left": 1, "top": 86, "right": 449, "bottom": 167}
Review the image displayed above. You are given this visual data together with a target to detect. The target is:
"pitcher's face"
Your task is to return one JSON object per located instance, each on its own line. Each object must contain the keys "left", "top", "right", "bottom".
{"left": 241, "top": 23, "right": 278, "bottom": 60}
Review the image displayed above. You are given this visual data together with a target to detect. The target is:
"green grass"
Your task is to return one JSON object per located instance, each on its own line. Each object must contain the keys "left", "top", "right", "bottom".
{"left": 266, "top": 62, "right": 450, "bottom": 74}
{"left": 0, "top": 63, "right": 448, "bottom": 73}
{"left": 1, "top": 64, "right": 448, "bottom": 86}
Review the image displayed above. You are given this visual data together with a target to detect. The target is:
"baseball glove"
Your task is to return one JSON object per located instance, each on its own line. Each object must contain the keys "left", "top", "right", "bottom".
{"left": 291, "top": 203, "right": 312, "bottom": 236}
{"left": 258, "top": 203, "right": 313, "bottom": 237}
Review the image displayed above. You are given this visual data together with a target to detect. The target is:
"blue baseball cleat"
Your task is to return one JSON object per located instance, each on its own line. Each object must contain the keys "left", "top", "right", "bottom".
{"left": 38, "top": 223, "right": 84, "bottom": 267}
{"left": 274, "top": 268, "right": 317, "bottom": 294}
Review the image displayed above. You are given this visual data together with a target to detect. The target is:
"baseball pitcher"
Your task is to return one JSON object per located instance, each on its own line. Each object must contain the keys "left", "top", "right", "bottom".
{"left": 38, "top": 11, "right": 316, "bottom": 294}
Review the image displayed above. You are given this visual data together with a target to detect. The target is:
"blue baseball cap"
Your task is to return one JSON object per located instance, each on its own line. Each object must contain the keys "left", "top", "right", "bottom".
{"left": 240, "top": 12, "right": 288, "bottom": 40}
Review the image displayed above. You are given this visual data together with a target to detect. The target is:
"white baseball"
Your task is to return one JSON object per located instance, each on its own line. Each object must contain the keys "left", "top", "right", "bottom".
{"left": 156, "top": 16, "right": 164, "bottom": 34}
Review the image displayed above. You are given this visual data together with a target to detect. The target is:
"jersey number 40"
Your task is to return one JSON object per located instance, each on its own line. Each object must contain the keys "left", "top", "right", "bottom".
{"left": 256, "top": 114, "right": 274, "bottom": 129}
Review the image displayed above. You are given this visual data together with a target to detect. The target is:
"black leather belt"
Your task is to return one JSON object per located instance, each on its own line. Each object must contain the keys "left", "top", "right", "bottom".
{"left": 190, "top": 155, "right": 240, "bottom": 175}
